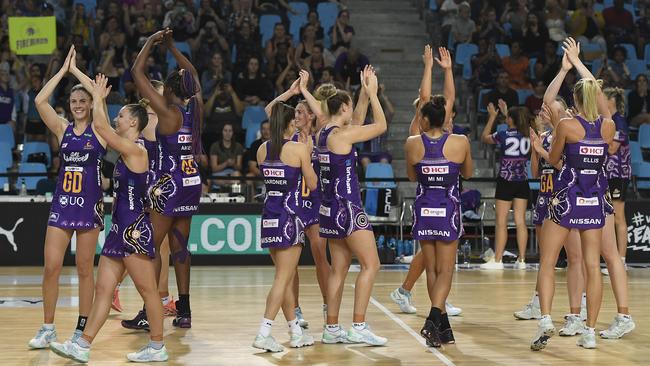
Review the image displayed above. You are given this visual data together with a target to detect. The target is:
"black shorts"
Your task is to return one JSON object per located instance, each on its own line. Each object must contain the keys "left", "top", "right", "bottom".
{"left": 495, "top": 177, "right": 530, "bottom": 201}
{"left": 608, "top": 178, "right": 629, "bottom": 201}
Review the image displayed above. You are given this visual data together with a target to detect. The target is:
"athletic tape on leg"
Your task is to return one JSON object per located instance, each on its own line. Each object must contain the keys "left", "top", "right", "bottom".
{"left": 172, "top": 228, "right": 190, "bottom": 263}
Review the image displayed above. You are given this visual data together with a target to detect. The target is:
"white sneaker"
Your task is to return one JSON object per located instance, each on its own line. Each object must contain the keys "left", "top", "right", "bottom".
{"left": 480, "top": 258, "right": 504, "bottom": 270}
{"left": 322, "top": 326, "right": 356, "bottom": 344}
{"left": 576, "top": 329, "right": 596, "bottom": 349}
{"left": 559, "top": 314, "right": 585, "bottom": 336}
{"left": 50, "top": 340, "right": 90, "bottom": 363}
{"left": 530, "top": 316, "right": 555, "bottom": 351}
{"left": 390, "top": 288, "right": 417, "bottom": 314}
{"left": 295, "top": 307, "right": 309, "bottom": 328}
{"left": 514, "top": 302, "right": 541, "bottom": 320}
{"left": 347, "top": 324, "right": 388, "bottom": 346}
{"left": 601, "top": 267, "right": 609, "bottom": 276}
{"left": 126, "top": 344, "right": 169, "bottom": 362}
{"left": 28, "top": 326, "right": 57, "bottom": 349}
{"left": 252, "top": 334, "right": 284, "bottom": 352}
{"left": 289, "top": 331, "right": 314, "bottom": 348}
{"left": 579, "top": 307, "right": 587, "bottom": 321}
{"left": 445, "top": 302, "right": 462, "bottom": 316}
{"left": 599, "top": 314, "right": 636, "bottom": 339}
{"left": 515, "top": 260, "right": 527, "bottom": 270}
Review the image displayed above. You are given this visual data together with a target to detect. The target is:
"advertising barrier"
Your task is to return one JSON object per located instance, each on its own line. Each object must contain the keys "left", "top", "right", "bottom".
{"left": 625, "top": 201, "right": 650, "bottom": 263}
{"left": 8, "top": 16, "right": 56, "bottom": 55}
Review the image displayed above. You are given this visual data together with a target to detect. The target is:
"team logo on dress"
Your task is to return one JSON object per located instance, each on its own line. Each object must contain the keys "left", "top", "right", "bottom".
{"left": 579, "top": 146, "right": 604, "bottom": 156}
{"left": 149, "top": 174, "right": 177, "bottom": 213}
{"left": 421, "top": 166, "right": 449, "bottom": 174}
{"left": 421, "top": 207, "right": 446, "bottom": 217}
{"left": 581, "top": 169, "right": 598, "bottom": 175}
{"left": 263, "top": 219, "right": 279, "bottom": 228}
{"left": 319, "top": 205, "right": 331, "bottom": 216}
{"left": 355, "top": 212, "right": 369, "bottom": 228}
{"left": 552, "top": 198, "right": 560, "bottom": 206}
{"left": 263, "top": 168, "right": 285, "bottom": 178}
{"left": 576, "top": 197, "right": 599, "bottom": 206}
{"left": 123, "top": 213, "right": 152, "bottom": 255}
{"left": 182, "top": 176, "right": 201, "bottom": 187}
{"left": 63, "top": 152, "right": 89, "bottom": 163}
{"left": 178, "top": 134, "right": 192, "bottom": 143}
{"left": 83, "top": 141, "right": 94, "bottom": 150}
{"left": 318, "top": 154, "right": 330, "bottom": 164}
{"left": 49, "top": 212, "right": 59, "bottom": 223}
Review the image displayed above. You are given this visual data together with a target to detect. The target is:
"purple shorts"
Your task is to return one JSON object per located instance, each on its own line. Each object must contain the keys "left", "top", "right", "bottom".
{"left": 318, "top": 199, "right": 372, "bottom": 239}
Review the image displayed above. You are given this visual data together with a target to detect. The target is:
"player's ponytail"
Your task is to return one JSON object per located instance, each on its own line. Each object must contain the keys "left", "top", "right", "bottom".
{"left": 574, "top": 78, "right": 603, "bottom": 122}
{"left": 269, "top": 103, "right": 295, "bottom": 159}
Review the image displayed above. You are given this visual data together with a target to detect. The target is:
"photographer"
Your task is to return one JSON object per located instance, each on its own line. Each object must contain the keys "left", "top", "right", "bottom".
{"left": 162, "top": 1, "right": 197, "bottom": 41}
{"left": 190, "top": 20, "right": 230, "bottom": 74}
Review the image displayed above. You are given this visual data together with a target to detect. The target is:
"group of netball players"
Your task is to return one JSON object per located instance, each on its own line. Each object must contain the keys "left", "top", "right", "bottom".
{"left": 28, "top": 29, "right": 202, "bottom": 363}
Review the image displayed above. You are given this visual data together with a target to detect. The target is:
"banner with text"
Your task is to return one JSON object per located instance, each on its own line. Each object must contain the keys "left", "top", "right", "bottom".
{"left": 8, "top": 17, "right": 56, "bottom": 55}
{"left": 625, "top": 201, "right": 650, "bottom": 262}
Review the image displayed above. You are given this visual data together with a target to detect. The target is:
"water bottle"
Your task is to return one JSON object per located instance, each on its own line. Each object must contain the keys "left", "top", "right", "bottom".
{"left": 377, "top": 235, "right": 385, "bottom": 250}
{"left": 19, "top": 178, "right": 27, "bottom": 196}
{"left": 461, "top": 240, "right": 471, "bottom": 268}
{"left": 397, "top": 239, "right": 404, "bottom": 257}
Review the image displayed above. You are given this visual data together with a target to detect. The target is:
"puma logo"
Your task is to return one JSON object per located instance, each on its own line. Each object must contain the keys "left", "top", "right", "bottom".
{"left": 0, "top": 218, "right": 23, "bottom": 252}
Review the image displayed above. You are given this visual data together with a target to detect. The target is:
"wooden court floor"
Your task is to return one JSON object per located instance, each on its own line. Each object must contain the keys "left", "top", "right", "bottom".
{"left": 1, "top": 265, "right": 648, "bottom": 365}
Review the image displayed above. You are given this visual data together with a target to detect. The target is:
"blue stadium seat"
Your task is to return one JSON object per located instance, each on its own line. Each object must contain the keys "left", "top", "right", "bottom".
{"left": 637, "top": 162, "right": 650, "bottom": 190}
{"left": 626, "top": 59, "right": 647, "bottom": 80}
{"left": 630, "top": 141, "right": 642, "bottom": 173}
{"left": 617, "top": 43, "right": 638, "bottom": 60}
{"left": 455, "top": 43, "right": 478, "bottom": 66}
{"left": 517, "top": 89, "right": 533, "bottom": 105}
{"left": 529, "top": 57, "right": 537, "bottom": 78}
{"left": 288, "top": 2, "right": 309, "bottom": 42}
{"left": 624, "top": 4, "right": 637, "bottom": 21}
{"left": 107, "top": 104, "right": 122, "bottom": 122}
{"left": 0, "top": 166, "right": 7, "bottom": 191}
{"left": 166, "top": 42, "right": 191, "bottom": 73}
{"left": 76, "top": 0, "right": 96, "bottom": 16}
{"left": 496, "top": 123, "right": 508, "bottom": 133}
{"left": 429, "top": 0, "right": 438, "bottom": 11}
{"left": 527, "top": 163, "right": 540, "bottom": 190}
{"left": 0, "top": 142, "right": 12, "bottom": 169}
{"left": 639, "top": 124, "right": 650, "bottom": 149}
{"left": 365, "top": 162, "right": 396, "bottom": 189}
{"left": 0, "top": 124, "right": 15, "bottom": 148}
{"left": 495, "top": 43, "right": 510, "bottom": 58}
{"left": 644, "top": 44, "right": 650, "bottom": 65}
{"left": 18, "top": 162, "right": 47, "bottom": 191}
{"left": 477, "top": 89, "right": 492, "bottom": 114}
{"left": 260, "top": 14, "right": 282, "bottom": 47}
{"left": 317, "top": 2, "right": 338, "bottom": 41}
{"left": 590, "top": 58, "right": 607, "bottom": 74}
{"left": 242, "top": 106, "right": 268, "bottom": 130}
{"left": 21, "top": 142, "right": 51, "bottom": 167}
{"left": 245, "top": 122, "right": 262, "bottom": 148}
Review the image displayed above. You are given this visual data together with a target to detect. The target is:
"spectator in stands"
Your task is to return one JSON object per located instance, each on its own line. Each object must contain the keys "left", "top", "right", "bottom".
{"left": 124, "top": 8, "right": 153, "bottom": 50}
{"left": 265, "top": 23, "right": 294, "bottom": 79}
{"left": 204, "top": 83, "right": 244, "bottom": 151}
{"left": 603, "top": 0, "right": 635, "bottom": 44}
{"left": 245, "top": 119, "right": 270, "bottom": 179}
{"left": 301, "top": 10, "right": 324, "bottom": 42}
{"left": 500, "top": 0, "right": 529, "bottom": 40}
{"left": 596, "top": 46, "right": 631, "bottom": 88}
{"left": 0, "top": 62, "right": 16, "bottom": 132}
{"left": 70, "top": 3, "right": 91, "bottom": 44}
{"left": 24, "top": 73, "right": 46, "bottom": 141}
{"left": 302, "top": 44, "right": 331, "bottom": 83}
{"left": 484, "top": 71, "right": 519, "bottom": 112}
{"left": 196, "top": 0, "right": 227, "bottom": 31}
{"left": 233, "top": 21, "right": 263, "bottom": 71}
{"left": 97, "top": 48, "right": 123, "bottom": 91}
{"left": 635, "top": 9, "right": 650, "bottom": 58}
{"left": 525, "top": 79, "right": 546, "bottom": 115}
{"left": 201, "top": 52, "right": 232, "bottom": 97}
{"left": 163, "top": 1, "right": 197, "bottom": 41}
{"left": 234, "top": 56, "right": 273, "bottom": 105}
{"left": 440, "top": 0, "right": 463, "bottom": 33}
{"left": 471, "top": 38, "right": 501, "bottom": 91}
{"left": 535, "top": 40, "right": 562, "bottom": 85}
{"left": 99, "top": 16, "right": 127, "bottom": 55}
{"left": 450, "top": 2, "right": 476, "bottom": 46}
{"left": 210, "top": 122, "right": 244, "bottom": 186}
{"left": 520, "top": 13, "right": 548, "bottom": 59}
{"left": 228, "top": 0, "right": 256, "bottom": 38}
{"left": 275, "top": 59, "right": 299, "bottom": 96}
{"left": 330, "top": 9, "right": 355, "bottom": 56}
{"left": 568, "top": 0, "right": 607, "bottom": 60}
{"left": 478, "top": 7, "right": 506, "bottom": 43}
{"left": 191, "top": 20, "right": 230, "bottom": 74}
{"left": 501, "top": 40, "right": 531, "bottom": 90}
{"left": 334, "top": 47, "right": 369, "bottom": 87}
{"left": 295, "top": 24, "right": 321, "bottom": 65}
{"left": 545, "top": 0, "right": 568, "bottom": 42}
{"left": 628, "top": 74, "right": 650, "bottom": 127}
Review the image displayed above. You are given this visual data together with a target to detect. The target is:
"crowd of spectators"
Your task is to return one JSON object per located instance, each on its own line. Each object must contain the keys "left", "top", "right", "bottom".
{"left": 0, "top": 0, "right": 395, "bottom": 194}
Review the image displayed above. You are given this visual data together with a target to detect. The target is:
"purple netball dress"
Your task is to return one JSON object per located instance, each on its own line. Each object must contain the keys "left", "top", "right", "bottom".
{"left": 533, "top": 132, "right": 557, "bottom": 225}
{"left": 48, "top": 124, "right": 105, "bottom": 229}
{"left": 149, "top": 105, "right": 201, "bottom": 216}
{"left": 604, "top": 112, "right": 631, "bottom": 199}
{"left": 548, "top": 116, "right": 609, "bottom": 229}
{"left": 139, "top": 137, "right": 158, "bottom": 208}
{"left": 492, "top": 129, "right": 530, "bottom": 181}
{"left": 292, "top": 133, "right": 321, "bottom": 228}
{"left": 102, "top": 157, "right": 154, "bottom": 258}
{"left": 260, "top": 141, "right": 305, "bottom": 248}
{"left": 412, "top": 134, "right": 463, "bottom": 241}
{"left": 317, "top": 126, "right": 371, "bottom": 239}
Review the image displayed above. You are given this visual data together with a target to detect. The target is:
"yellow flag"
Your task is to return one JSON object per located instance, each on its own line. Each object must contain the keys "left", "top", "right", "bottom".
{"left": 8, "top": 16, "right": 56, "bottom": 55}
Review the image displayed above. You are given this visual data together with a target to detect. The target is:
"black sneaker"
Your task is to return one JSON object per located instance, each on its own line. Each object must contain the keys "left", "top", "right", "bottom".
{"left": 172, "top": 312, "right": 191, "bottom": 328}
{"left": 440, "top": 327, "right": 455, "bottom": 344}
{"left": 121, "top": 310, "right": 150, "bottom": 331}
{"left": 420, "top": 319, "right": 442, "bottom": 347}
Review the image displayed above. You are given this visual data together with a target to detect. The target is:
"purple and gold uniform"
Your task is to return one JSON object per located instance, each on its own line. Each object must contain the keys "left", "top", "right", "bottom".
{"left": 492, "top": 128, "right": 531, "bottom": 201}
{"left": 604, "top": 112, "right": 631, "bottom": 200}
{"left": 292, "top": 133, "right": 321, "bottom": 228}
{"left": 533, "top": 132, "right": 558, "bottom": 225}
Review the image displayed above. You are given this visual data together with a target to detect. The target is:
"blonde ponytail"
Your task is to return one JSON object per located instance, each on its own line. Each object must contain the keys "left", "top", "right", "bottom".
{"left": 574, "top": 78, "right": 603, "bottom": 122}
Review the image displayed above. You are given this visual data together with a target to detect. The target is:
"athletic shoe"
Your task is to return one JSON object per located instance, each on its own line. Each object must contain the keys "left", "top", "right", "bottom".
{"left": 445, "top": 302, "right": 462, "bottom": 316}
{"left": 70, "top": 330, "right": 83, "bottom": 344}
{"left": 576, "top": 329, "right": 596, "bottom": 349}
{"left": 322, "top": 326, "right": 355, "bottom": 344}
{"left": 50, "top": 340, "right": 90, "bottom": 363}
{"left": 390, "top": 288, "right": 417, "bottom": 314}
{"left": 420, "top": 319, "right": 442, "bottom": 347}
{"left": 126, "top": 344, "right": 169, "bottom": 362}
{"left": 530, "top": 316, "right": 555, "bottom": 351}
{"left": 601, "top": 267, "right": 609, "bottom": 276}
{"left": 163, "top": 296, "right": 177, "bottom": 317}
{"left": 112, "top": 287, "right": 123, "bottom": 312}
{"left": 172, "top": 313, "right": 191, "bottom": 328}
{"left": 439, "top": 327, "right": 455, "bottom": 344}
{"left": 514, "top": 302, "right": 541, "bottom": 320}
{"left": 480, "top": 259, "right": 504, "bottom": 270}
{"left": 295, "top": 307, "right": 309, "bottom": 328}
{"left": 252, "top": 334, "right": 284, "bottom": 352}
{"left": 28, "top": 326, "right": 57, "bottom": 349}
{"left": 599, "top": 314, "right": 636, "bottom": 339}
{"left": 347, "top": 324, "right": 388, "bottom": 346}
{"left": 121, "top": 310, "right": 149, "bottom": 331}
{"left": 289, "top": 331, "right": 314, "bottom": 348}
{"left": 515, "top": 260, "right": 527, "bottom": 270}
{"left": 559, "top": 314, "right": 585, "bottom": 336}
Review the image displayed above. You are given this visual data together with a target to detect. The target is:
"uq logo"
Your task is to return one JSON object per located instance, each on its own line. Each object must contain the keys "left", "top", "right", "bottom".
{"left": 421, "top": 166, "right": 449, "bottom": 175}
{"left": 263, "top": 168, "right": 285, "bottom": 178}
{"left": 579, "top": 146, "right": 604, "bottom": 156}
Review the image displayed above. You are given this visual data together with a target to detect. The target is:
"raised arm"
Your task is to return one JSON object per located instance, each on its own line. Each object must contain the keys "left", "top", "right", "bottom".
{"left": 543, "top": 53, "right": 571, "bottom": 105}
{"left": 351, "top": 65, "right": 371, "bottom": 126}
{"left": 166, "top": 33, "right": 200, "bottom": 93}
{"left": 338, "top": 69, "right": 387, "bottom": 144}
{"left": 266, "top": 78, "right": 300, "bottom": 117}
{"left": 298, "top": 69, "right": 326, "bottom": 124}
{"left": 419, "top": 45, "right": 433, "bottom": 106}
{"left": 435, "top": 47, "right": 455, "bottom": 129}
{"left": 529, "top": 127, "right": 541, "bottom": 178}
{"left": 481, "top": 103, "right": 499, "bottom": 144}
{"left": 34, "top": 46, "right": 73, "bottom": 142}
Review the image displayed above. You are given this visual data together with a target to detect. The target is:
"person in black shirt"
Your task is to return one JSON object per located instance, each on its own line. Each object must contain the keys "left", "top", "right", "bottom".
{"left": 484, "top": 71, "right": 519, "bottom": 120}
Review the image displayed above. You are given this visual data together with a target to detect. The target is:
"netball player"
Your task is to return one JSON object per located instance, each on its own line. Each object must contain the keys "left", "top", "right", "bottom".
{"left": 124, "top": 29, "right": 202, "bottom": 329}
{"left": 392, "top": 46, "right": 462, "bottom": 317}
{"left": 316, "top": 68, "right": 388, "bottom": 346}
{"left": 29, "top": 46, "right": 106, "bottom": 349}
{"left": 480, "top": 100, "right": 532, "bottom": 270}
{"left": 531, "top": 38, "right": 615, "bottom": 351}
{"left": 253, "top": 103, "right": 317, "bottom": 352}
{"left": 50, "top": 74, "right": 167, "bottom": 362}
{"left": 406, "top": 98, "right": 473, "bottom": 347}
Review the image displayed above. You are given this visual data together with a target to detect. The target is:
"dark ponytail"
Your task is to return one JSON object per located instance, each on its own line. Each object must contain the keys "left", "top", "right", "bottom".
{"left": 165, "top": 69, "right": 203, "bottom": 156}
{"left": 125, "top": 102, "right": 149, "bottom": 131}
{"left": 420, "top": 98, "right": 446, "bottom": 130}
{"left": 508, "top": 106, "right": 532, "bottom": 137}
{"left": 269, "top": 103, "right": 295, "bottom": 159}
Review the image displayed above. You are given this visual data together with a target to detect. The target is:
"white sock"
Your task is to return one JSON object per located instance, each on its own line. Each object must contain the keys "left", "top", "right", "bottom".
{"left": 258, "top": 318, "right": 273, "bottom": 337}
{"left": 581, "top": 293, "right": 587, "bottom": 307}
{"left": 322, "top": 304, "right": 328, "bottom": 322}
{"left": 532, "top": 292, "right": 540, "bottom": 308}
{"left": 326, "top": 323, "right": 340, "bottom": 332}
{"left": 352, "top": 322, "right": 366, "bottom": 331}
{"left": 398, "top": 287, "right": 410, "bottom": 296}
{"left": 75, "top": 336, "right": 90, "bottom": 348}
{"left": 541, "top": 314, "right": 552, "bottom": 321}
{"left": 618, "top": 313, "right": 630, "bottom": 319}
{"left": 585, "top": 327, "right": 595, "bottom": 334}
{"left": 287, "top": 318, "right": 302, "bottom": 335}
{"left": 43, "top": 323, "right": 55, "bottom": 330}
{"left": 161, "top": 296, "right": 171, "bottom": 305}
